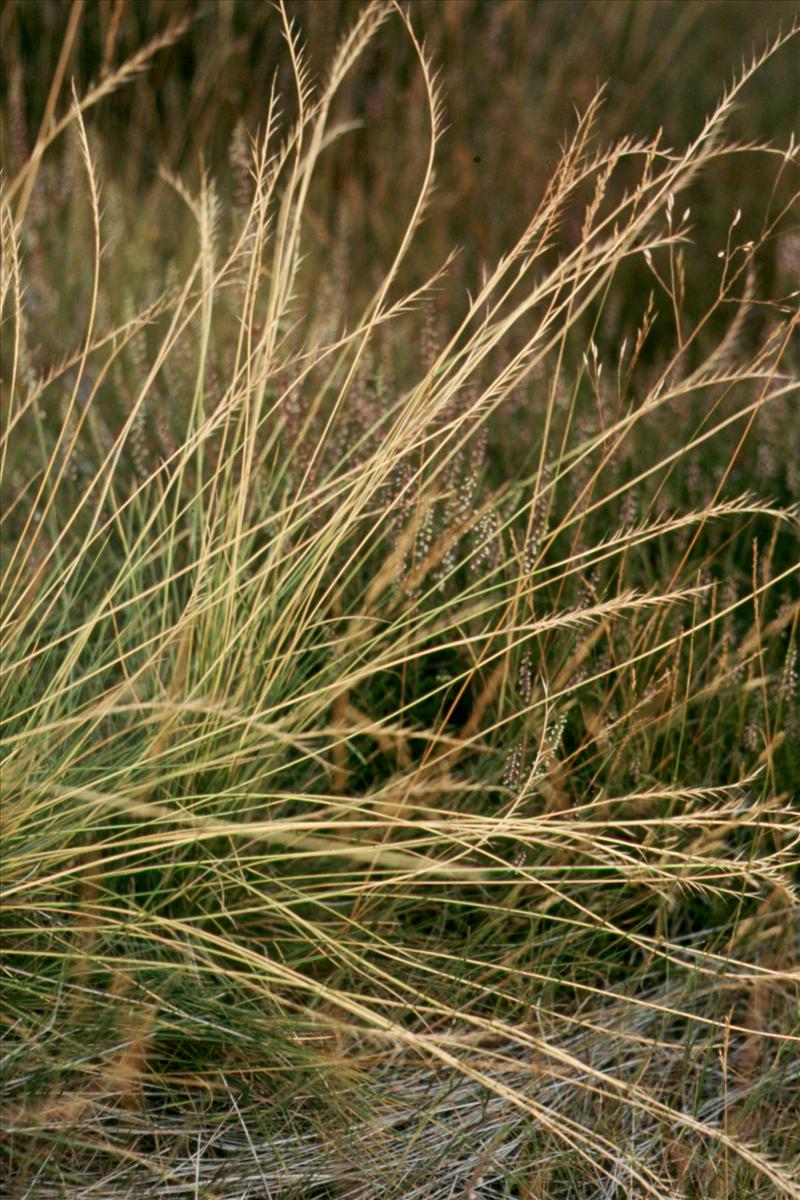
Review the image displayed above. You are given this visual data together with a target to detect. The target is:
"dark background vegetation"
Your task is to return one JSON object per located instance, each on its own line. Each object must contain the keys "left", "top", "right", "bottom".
{"left": 4, "top": 0, "right": 797, "bottom": 281}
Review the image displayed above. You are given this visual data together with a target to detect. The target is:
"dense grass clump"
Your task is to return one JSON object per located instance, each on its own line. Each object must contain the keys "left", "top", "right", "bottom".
{"left": 1, "top": 3, "right": 798, "bottom": 1197}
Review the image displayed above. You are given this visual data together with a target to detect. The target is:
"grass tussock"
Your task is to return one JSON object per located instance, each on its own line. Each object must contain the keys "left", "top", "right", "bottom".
{"left": 1, "top": 2, "right": 799, "bottom": 1197}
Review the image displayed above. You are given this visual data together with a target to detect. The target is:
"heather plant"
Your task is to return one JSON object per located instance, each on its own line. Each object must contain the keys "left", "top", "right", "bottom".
{"left": 1, "top": 3, "right": 799, "bottom": 1198}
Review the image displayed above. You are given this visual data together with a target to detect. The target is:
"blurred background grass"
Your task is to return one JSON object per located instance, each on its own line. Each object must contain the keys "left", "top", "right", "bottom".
{"left": 4, "top": 0, "right": 797, "bottom": 290}
{"left": 4, "top": 0, "right": 798, "bottom": 515}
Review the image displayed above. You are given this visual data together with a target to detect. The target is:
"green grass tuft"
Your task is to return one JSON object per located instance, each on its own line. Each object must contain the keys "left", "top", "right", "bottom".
{"left": 2, "top": 3, "right": 799, "bottom": 1197}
